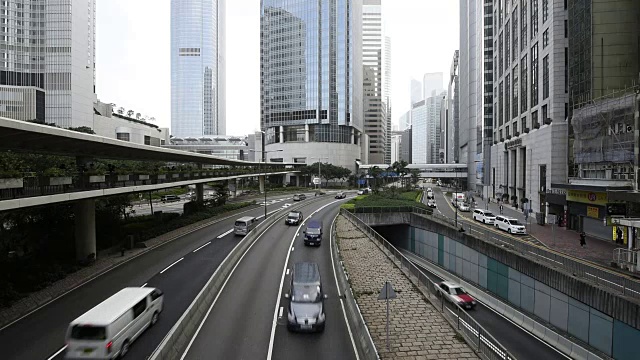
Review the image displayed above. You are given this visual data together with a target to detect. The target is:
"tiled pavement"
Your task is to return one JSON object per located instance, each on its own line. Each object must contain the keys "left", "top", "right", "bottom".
{"left": 336, "top": 216, "right": 478, "bottom": 360}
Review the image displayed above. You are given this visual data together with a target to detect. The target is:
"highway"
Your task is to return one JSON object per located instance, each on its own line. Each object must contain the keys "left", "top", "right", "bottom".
{"left": 414, "top": 186, "right": 568, "bottom": 360}
{"left": 183, "top": 197, "right": 356, "bottom": 360}
{"left": 0, "top": 192, "right": 316, "bottom": 360}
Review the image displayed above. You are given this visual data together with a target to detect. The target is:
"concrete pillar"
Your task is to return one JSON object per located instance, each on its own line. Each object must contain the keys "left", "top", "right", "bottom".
{"left": 234, "top": 178, "right": 239, "bottom": 197}
{"left": 259, "top": 175, "right": 265, "bottom": 193}
{"left": 305, "top": 124, "right": 310, "bottom": 142}
{"left": 279, "top": 126, "right": 284, "bottom": 143}
{"left": 74, "top": 198, "right": 96, "bottom": 261}
{"left": 196, "top": 182, "right": 204, "bottom": 203}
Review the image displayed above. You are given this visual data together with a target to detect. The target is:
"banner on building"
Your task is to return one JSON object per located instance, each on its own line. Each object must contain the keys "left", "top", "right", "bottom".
{"left": 566, "top": 190, "right": 607, "bottom": 206}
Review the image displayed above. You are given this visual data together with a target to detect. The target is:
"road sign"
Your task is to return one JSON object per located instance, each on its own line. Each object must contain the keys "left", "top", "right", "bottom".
{"left": 378, "top": 281, "right": 397, "bottom": 351}
{"left": 313, "top": 177, "right": 320, "bottom": 185}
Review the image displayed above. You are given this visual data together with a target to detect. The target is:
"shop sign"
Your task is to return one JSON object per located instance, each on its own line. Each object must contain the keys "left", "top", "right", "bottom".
{"left": 587, "top": 206, "right": 599, "bottom": 219}
{"left": 566, "top": 190, "right": 607, "bottom": 205}
{"left": 547, "top": 188, "right": 567, "bottom": 196}
{"left": 504, "top": 138, "right": 522, "bottom": 150}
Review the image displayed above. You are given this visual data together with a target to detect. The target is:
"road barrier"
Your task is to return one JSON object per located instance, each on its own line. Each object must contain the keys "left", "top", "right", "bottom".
{"left": 149, "top": 195, "right": 330, "bottom": 360}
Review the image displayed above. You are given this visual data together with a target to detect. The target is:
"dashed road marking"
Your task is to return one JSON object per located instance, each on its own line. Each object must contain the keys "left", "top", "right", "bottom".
{"left": 216, "top": 229, "right": 234, "bottom": 238}
{"left": 160, "top": 257, "right": 184, "bottom": 274}
{"left": 193, "top": 241, "right": 212, "bottom": 252}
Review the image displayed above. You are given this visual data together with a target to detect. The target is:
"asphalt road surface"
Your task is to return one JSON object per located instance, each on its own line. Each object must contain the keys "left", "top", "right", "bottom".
{"left": 0, "top": 193, "right": 317, "bottom": 360}
{"left": 182, "top": 197, "right": 357, "bottom": 360}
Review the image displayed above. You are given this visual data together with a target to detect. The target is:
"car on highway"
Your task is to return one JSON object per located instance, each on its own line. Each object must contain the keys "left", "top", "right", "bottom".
{"left": 160, "top": 195, "right": 180, "bottom": 203}
{"left": 494, "top": 215, "right": 527, "bottom": 234}
{"left": 426, "top": 190, "right": 434, "bottom": 199}
{"left": 285, "top": 211, "right": 303, "bottom": 226}
{"left": 65, "top": 287, "right": 164, "bottom": 359}
{"left": 334, "top": 192, "right": 346, "bottom": 199}
{"left": 234, "top": 216, "right": 257, "bottom": 236}
{"left": 357, "top": 188, "right": 371, "bottom": 195}
{"left": 303, "top": 219, "right": 323, "bottom": 246}
{"left": 286, "top": 262, "right": 327, "bottom": 332}
{"left": 457, "top": 202, "right": 470, "bottom": 212}
{"left": 472, "top": 209, "right": 496, "bottom": 224}
{"left": 293, "top": 193, "right": 306, "bottom": 201}
{"left": 427, "top": 199, "right": 437, "bottom": 208}
{"left": 437, "top": 281, "right": 476, "bottom": 310}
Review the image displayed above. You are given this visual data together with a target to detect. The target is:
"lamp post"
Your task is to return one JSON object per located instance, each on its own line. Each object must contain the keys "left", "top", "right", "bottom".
{"left": 310, "top": 157, "right": 329, "bottom": 190}
{"left": 250, "top": 137, "right": 283, "bottom": 219}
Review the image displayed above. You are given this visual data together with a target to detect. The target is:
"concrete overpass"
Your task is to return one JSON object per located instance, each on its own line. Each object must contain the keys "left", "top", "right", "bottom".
{"left": 407, "top": 163, "right": 468, "bottom": 179}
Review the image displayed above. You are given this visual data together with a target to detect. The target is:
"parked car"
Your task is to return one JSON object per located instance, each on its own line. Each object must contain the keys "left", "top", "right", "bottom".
{"left": 494, "top": 215, "right": 527, "bottom": 234}
{"left": 335, "top": 192, "right": 346, "bottom": 199}
{"left": 457, "top": 202, "right": 470, "bottom": 212}
{"left": 293, "top": 193, "right": 306, "bottom": 201}
{"left": 285, "top": 211, "right": 303, "bottom": 226}
{"left": 437, "top": 281, "right": 476, "bottom": 310}
{"left": 427, "top": 199, "right": 437, "bottom": 208}
{"left": 472, "top": 209, "right": 496, "bottom": 224}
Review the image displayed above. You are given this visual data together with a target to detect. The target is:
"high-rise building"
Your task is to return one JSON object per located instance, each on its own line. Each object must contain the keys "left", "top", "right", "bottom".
{"left": 171, "top": 0, "right": 226, "bottom": 138}
{"left": 400, "top": 126, "right": 412, "bottom": 164}
{"left": 0, "top": 0, "right": 96, "bottom": 128}
{"left": 362, "top": 0, "right": 389, "bottom": 164}
{"left": 399, "top": 110, "right": 411, "bottom": 131}
{"left": 447, "top": 50, "right": 460, "bottom": 163}
{"left": 423, "top": 72, "right": 444, "bottom": 99}
{"left": 410, "top": 78, "right": 422, "bottom": 105}
{"left": 411, "top": 91, "right": 444, "bottom": 165}
{"left": 260, "top": 0, "right": 363, "bottom": 174}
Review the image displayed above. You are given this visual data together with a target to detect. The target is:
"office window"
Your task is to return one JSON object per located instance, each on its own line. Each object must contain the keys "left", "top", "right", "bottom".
{"left": 512, "top": 9, "right": 518, "bottom": 60}
{"left": 532, "top": 110, "right": 539, "bottom": 128}
{"left": 116, "top": 133, "right": 130, "bottom": 142}
{"left": 144, "top": 135, "right": 151, "bottom": 145}
{"left": 542, "top": 28, "right": 549, "bottom": 48}
{"left": 505, "top": 75, "right": 511, "bottom": 122}
{"left": 542, "top": 104, "right": 549, "bottom": 123}
{"left": 542, "top": 0, "right": 549, "bottom": 23}
{"left": 564, "top": 20, "right": 568, "bottom": 38}
{"left": 531, "top": 43, "right": 539, "bottom": 107}
{"left": 499, "top": 81, "right": 504, "bottom": 126}
{"left": 542, "top": 55, "right": 549, "bottom": 99}
{"left": 499, "top": 33, "right": 503, "bottom": 76}
{"left": 513, "top": 120, "right": 518, "bottom": 134}
{"left": 513, "top": 66, "right": 519, "bottom": 118}
{"left": 521, "top": 55, "right": 528, "bottom": 113}
{"left": 531, "top": 0, "right": 538, "bottom": 38}
{"left": 520, "top": 0, "right": 528, "bottom": 50}
{"left": 505, "top": 21, "right": 511, "bottom": 67}
{"left": 521, "top": 116, "right": 527, "bottom": 132}
{"left": 564, "top": 48, "right": 568, "bottom": 93}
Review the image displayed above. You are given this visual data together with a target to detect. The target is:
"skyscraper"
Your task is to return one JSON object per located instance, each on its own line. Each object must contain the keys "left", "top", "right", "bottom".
{"left": 171, "top": 0, "right": 226, "bottom": 138}
{"left": 422, "top": 72, "right": 444, "bottom": 99}
{"left": 0, "top": 0, "right": 96, "bottom": 128}
{"left": 260, "top": 0, "right": 363, "bottom": 174}
{"left": 362, "top": 0, "right": 389, "bottom": 164}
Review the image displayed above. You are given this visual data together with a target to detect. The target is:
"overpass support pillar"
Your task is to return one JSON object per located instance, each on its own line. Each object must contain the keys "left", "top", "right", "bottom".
{"left": 234, "top": 178, "right": 239, "bottom": 197}
{"left": 195, "top": 183, "right": 204, "bottom": 203}
{"left": 259, "top": 175, "right": 265, "bottom": 194}
{"left": 74, "top": 198, "right": 96, "bottom": 261}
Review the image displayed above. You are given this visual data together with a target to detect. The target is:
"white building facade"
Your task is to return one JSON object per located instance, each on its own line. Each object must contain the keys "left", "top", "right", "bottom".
{"left": 490, "top": 0, "right": 568, "bottom": 213}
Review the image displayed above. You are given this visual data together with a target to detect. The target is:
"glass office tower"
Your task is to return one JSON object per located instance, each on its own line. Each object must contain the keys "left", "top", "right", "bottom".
{"left": 171, "top": 0, "right": 226, "bottom": 137}
{"left": 260, "top": 0, "right": 363, "bottom": 172}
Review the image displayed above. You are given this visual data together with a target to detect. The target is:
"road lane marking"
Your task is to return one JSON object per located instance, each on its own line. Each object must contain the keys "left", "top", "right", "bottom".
{"left": 216, "top": 229, "right": 234, "bottom": 238}
{"left": 160, "top": 258, "right": 184, "bottom": 274}
{"left": 267, "top": 199, "right": 344, "bottom": 360}
{"left": 291, "top": 247, "right": 294, "bottom": 252}
{"left": 330, "top": 215, "right": 363, "bottom": 360}
{"left": 193, "top": 242, "right": 212, "bottom": 252}
{"left": 141, "top": 283, "right": 147, "bottom": 287}
{"left": 47, "top": 345, "right": 67, "bottom": 360}
{"left": 286, "top": 268, "right": 290, "bottom": 275}
{"left": 278, "top": 307, "right": 284, "bottom": 318}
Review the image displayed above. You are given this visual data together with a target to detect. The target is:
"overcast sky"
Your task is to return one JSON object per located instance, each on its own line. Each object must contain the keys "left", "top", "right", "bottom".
{"left": 96, "top": 0, "right": 459, "bottom": 136}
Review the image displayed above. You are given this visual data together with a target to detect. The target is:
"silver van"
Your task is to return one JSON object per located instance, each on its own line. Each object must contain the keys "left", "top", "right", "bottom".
{"left": 65, "top": 287, "right": 164, "bottom": 359}
{"left": 286, "top": 262, "right": 327, "bottom": 332}
{"left": 234, "top": 216, "right": 257, "bottom": 236}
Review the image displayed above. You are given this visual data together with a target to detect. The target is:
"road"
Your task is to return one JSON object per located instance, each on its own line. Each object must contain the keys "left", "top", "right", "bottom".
{"left": 183, "top": 197, "right": 357, "bottom": 360}
{"left": 0, "top": 193, "right": 316, "bottom": 360}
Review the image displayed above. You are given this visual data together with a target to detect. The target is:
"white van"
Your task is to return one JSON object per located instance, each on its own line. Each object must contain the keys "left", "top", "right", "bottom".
{"left": 452, "top": 192, "right": 466, "bottom": 204}
{"left": 65, "top": 287, "right": 164, "bottom": 359}
{"left": 234, "top": 216, "right": 257, "bottom": 236}
{"left": 473, "top": 209, "right": 496, "bottom": 224}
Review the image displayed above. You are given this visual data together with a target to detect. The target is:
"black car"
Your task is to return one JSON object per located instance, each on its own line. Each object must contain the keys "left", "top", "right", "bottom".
{"left": 286, "top": 262, "right": 326, "bottom": 332}
{"left": 303, "top": 220, "right": 323, "bottom": 246}
{"left": 285, "top": 211, "right": 303, "bottom": 226}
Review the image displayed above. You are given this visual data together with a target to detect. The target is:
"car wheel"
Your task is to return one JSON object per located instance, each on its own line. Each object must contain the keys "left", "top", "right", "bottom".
{"left": 507, "top": 229, "right": 512, "bottom": 234}
{"left": 482, "top": 219, "right": 485, "bottom": 224}
{"left": 150, "top": 311, "right": 159, "bottom": 326}
{"left": 120, "top": 340, "right": 130, "bottom": 358}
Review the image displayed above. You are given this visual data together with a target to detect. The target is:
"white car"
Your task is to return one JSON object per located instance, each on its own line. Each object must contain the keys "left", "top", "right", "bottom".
{"left": 457, "top": 202, "right": 470, "bottom": 212}
{"left": 427, "top": 199, "right": 437, "bottom": 208}
{"left": 437, "top": 281, "right": 476, "bottom": 310}
{"left": 494, "top": 215, "right": 527, "bottom": 234}
{"left": 472, "top": 209, "right": 496, "bottom": 224}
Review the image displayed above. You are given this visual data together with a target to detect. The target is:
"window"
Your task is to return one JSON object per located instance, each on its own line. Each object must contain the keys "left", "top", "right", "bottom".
{"left": 499, "top": 33, "right": 503, "bottom": 76}
{"left": 512, "top": 9, "right": 518, "bottom": 60}
{"left": 505, "top": 75, "right": 511, "bottom": 122}
{"left": 513, "top": 121, "right": 518, "bottom": 135}
{"left": 542, "top": 104, "right": 549, "bottom": 123}
{"left": 542, "top": 55, "right": 549, "bottom": 99}
{"left": 506, "top": 125, "right": 510, "bottom": 137}
{"left": 564, "top": 20, "right": 567, "bottom": 38}
{"left": 133, "top": 299, "right": 147, "bottom": 319}
{"left": 512, "top": 66, "right": 519, "bottom": 117}
{"left": 531, "top": 43, "right": 539, "bottom": 106}
{"left": 520, "top": 0, "right": 528, "bottom": 50}
{"left": 522, "top": 117, "right": 528, "bottom": 132}
{"left": 116, "top": 133, "right": 130, "bottom": 142}
{"left": 499, "top": 81, "right": 504, "bottom": 126}
{"left": 531, "top": 0, "right": 538, "bottom": 38}
{"left": 521, "top": 55, "right": 528, "bottom": 113}
{"left": 542, "top": 28, "right": 549, "bottom": 48}
{"left": 532, "top": 110, "right": 539, "bottom": 128}
{"left": 505, "top": 21, "right": 511, "bottom": 67}
{"left": 564, "top": 47, "right": 568, "bottom": 93}
{"left": 70, "top": 326, "right": 106, "bottom": 340}
{"left": 542, "top": 0, "right": 549, "bottom": 23}
{"left": 144, "top": 135, "right": 151, "bottom": 145}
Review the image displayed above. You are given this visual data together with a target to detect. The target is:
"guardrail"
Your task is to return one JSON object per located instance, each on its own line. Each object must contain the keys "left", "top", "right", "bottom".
{"left": 341, "top": 209, "right": 516, "bottom": 360}
{"left": 352, "top": 205, "right": 640, "bottom": 300}
{"left": 330, "top": 216, "right": 379, "bottom": 360}
{"left": 149, "top": 195, "right": 327, "bottom": 360}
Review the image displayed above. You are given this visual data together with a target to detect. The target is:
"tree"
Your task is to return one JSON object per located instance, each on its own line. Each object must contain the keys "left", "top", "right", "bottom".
{"left": 368, "top": 166, "right": 383, "bottom": 192}
{"left": 135, "top": 113, "right": 142, "bottom": 120}
{"left": 117, "top": 107, "right": 125, "bottom": 115}
{"left": 127, "top": 110, "right": 134, "bottom": 117}
{"left": 410, "top": 169, "right": 420, "bottom": 186}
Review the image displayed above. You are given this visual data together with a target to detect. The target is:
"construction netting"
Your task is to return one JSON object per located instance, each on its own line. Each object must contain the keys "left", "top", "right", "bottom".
{"left": 572, "top": 93, "right": 637, "bottom": 164}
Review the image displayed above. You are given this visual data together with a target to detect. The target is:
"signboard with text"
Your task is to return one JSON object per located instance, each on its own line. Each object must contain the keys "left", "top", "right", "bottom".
{"left": 566, "top": 190, "right": 607, "bottom": 206}
{"left": 587, "top": 206, "right": 599, "bottom": 219}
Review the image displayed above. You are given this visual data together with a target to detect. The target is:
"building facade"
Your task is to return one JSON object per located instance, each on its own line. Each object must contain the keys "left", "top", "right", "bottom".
{"left": 410, "top": 78, "right": 422, "bottom": 105}
{"left": 260, "top": 0, "right": 363, "bottom": 172}
{"left": 400, "top": 126, "right": 412, "bottom": 164}
{"left": 411, "top": 92, "right": 444, "bottom": 165}
{"left": 163, "top": 135, "right": 248, "bottom": 161}
{"left": 93, "top": 101, "right": 169, "bottom": 146}
{"left": 399, "top": 110, "right": 411, "bottom": 131}
{"left": 0, "top": 0, "right": 96, "bottom": 128}
{"left": 362, "top": 0, "right": 389, "bottom": 165}
{"left": 171, "top": 0, "right": 226, "bottom": 138}
{"left": 489, "top": 0, "right": 569, "bottom": 215}
{"left": 447, "top": 50, "right": 460, "bottom": 163}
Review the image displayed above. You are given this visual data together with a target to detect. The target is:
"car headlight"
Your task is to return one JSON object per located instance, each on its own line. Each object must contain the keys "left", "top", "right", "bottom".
{"left": 317, "top": 312, "right": 325, "bottom": 322}
{"left": 471, "top": 301, "right": 476, "bottom": 304}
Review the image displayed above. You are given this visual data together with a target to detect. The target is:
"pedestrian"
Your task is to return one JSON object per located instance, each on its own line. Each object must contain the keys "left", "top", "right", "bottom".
{"left": 499, "top": 204, "right": 504, "bottom": 214}
{"left": 579, "top": 231, "right": 586, "bottom": 248}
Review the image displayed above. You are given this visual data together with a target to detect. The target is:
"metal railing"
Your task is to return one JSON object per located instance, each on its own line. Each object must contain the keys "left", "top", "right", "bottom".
{"left": 341, "top": 209, "right": 516, "bottom": 360}
{"left": 351, "top": 205, "right": 640, "bottom": 300}
{"left": 614, "top": 248, "right": 639, "bottom": 273}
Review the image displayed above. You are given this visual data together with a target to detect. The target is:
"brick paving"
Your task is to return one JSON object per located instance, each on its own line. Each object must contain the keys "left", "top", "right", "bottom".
{"left": 336, "top": 216, "right": 478, "bottom": 359}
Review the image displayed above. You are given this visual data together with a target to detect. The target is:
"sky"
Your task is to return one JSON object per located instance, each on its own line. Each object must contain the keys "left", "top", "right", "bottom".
{"left": 96, "top": 0, "right": 459, "bottom": 136}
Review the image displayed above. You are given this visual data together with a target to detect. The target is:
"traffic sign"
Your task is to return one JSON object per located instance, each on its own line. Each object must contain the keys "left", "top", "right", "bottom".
{"left": 313, "top": 177, "right": 320, "bottom": 185}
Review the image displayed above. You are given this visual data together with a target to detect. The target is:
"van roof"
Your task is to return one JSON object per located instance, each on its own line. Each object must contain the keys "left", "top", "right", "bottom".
{"left": 70, "top": 287, "right": 155, "bottom": 326}
{"left": 306, "top": 219, "right": 322, "bottom": 228}
{"left": 293, "top": 262, "right": 320, "bottom": 284}
{"left": 236, "top": 216, "right": 255, "bottom": 222}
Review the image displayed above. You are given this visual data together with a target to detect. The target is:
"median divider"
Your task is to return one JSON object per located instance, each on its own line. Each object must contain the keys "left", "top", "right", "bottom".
{"left": 330, "top": 215, "right": 379, "bottom": 360}
{"left": 149, "top": 195, "right": 330, "bottom": 360}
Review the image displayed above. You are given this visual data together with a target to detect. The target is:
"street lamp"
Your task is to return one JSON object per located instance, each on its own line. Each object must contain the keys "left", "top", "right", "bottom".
{"left": 250, "top": 140, "right": 283, "bottom": 219}
{"left": 310, "top": 157, "right": 329, "bottom": 190}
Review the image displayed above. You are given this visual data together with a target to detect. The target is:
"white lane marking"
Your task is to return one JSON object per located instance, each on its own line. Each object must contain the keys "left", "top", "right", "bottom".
{"left": 141, "top": 283, "right": 147, "bottom": 288}
{"left": 47, "top": 345, "right": 67, "bottom": 360}
{"left": 216, "top": 229, "right": 234, "bottom": 239}
{"left": 193, "top": 242, "right": 212, "bottom": 252}
{"left": 181, "top": 208, "right": 286, "bottom": 360}
{"left": 329, "top": 215, "right": 362, "bottom": 360}
{"left": 267, "top": 199, "right": 344, "bottom": 360}
{"left": 291, "top": 247, "right": 294, "bottom": 252}
{"left": 286, "top": 268, "right": 290, "bottom": 275}
{"left": 278, "top": 307, "right": 284, "bottom": 318}
{"left": 159, "top": 257, "right": 184, "bottom": 274}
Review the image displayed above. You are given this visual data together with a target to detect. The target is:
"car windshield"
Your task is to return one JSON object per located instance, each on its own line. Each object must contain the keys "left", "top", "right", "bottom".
{"left": 70, "top": 325, "right": 107, "bottom": 340}
{"left": 288, "top": 212, "right": 299, "bottom": 218}
{"left": 451, "top": 287, "right": 467, "bottom": 295}
{"left": 306, "top": 227, "right": 321, "bottom": 235}
{"left": 484, "top": 212, "right": 495, "bottom": 217}
{"left": 292, "top": 284, "right": 321, "bottom": 303}
{"left": 508, "top": 219, "right": 521, "bottom": 225}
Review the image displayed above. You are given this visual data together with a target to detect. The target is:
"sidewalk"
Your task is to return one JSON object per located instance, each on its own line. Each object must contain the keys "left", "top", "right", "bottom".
{"left": 336, "top": 216, "right": 478, "bottom": 359}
